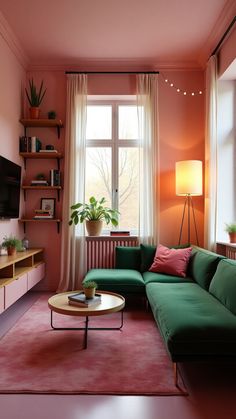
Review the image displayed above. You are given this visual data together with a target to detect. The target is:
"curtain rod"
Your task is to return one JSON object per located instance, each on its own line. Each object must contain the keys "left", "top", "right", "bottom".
{"left": 65, "top": 71, "right": 159, "bottom": 74}
{"left": 211, "top": 15, "right": 236, "bottom": 56}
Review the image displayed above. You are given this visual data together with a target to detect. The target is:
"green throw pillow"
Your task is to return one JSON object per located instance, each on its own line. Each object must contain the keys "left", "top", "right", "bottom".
{"left": 115, "top": 246, "right": 141, "bottom": 270}
{"left": 209, "top": 259, "right": 236, "bottom": 315}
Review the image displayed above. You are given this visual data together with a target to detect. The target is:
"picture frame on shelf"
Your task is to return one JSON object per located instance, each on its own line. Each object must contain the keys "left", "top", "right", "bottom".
{"left": 41, "top": 198, "right": 56, "bottom": 218}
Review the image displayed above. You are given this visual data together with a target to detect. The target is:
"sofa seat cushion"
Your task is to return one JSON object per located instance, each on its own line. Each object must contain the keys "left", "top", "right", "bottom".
{"left": 143, "top": 271, "right": 193, "bottom": 285}
{"left": 187, "top": 246, "right": 225, "bottom": 290}
{"left": 210, "top": 259, "right": 236, "bottom": 315}
{"left": 83, "top": 269, "right": 145, "bottom": 294}
{"left": 146, "top": 282, "right": 236, "bottom": 361}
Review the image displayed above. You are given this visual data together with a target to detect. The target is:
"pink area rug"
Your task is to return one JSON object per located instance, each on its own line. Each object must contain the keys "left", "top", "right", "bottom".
{"left": 0, "top": 294, "right": 187, "bottom": 395}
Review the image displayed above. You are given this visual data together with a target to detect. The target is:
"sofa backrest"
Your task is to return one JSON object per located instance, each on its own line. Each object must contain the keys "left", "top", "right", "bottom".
{"left": 209, "top": 259, "right": 236, "bottom": 315}
{"left": 115, "top": 246, "right": 141, "bottom": 270}
{"left": 188, "top": 246, "right": 225, "bottom": 290}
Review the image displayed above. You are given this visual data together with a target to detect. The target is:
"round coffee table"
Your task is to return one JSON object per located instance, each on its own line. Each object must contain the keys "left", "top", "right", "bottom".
{"left": 48, "top": 290, "right": 125, "bottom": 349}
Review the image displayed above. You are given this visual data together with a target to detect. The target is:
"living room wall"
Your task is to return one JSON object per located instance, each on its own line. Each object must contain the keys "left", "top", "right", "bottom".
{"left": 0, "top": 30, "right": 26, "bottom": 246}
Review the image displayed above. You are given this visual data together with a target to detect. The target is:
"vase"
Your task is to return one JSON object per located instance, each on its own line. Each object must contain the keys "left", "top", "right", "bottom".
{"left": 7, "top": 246, "right": 16, "bottom": 256}
{"left": 85, "top": 220, "right": 103, "bottom": 236}
{"left": 29, "top": 107, "right": 40, "bottom": 119}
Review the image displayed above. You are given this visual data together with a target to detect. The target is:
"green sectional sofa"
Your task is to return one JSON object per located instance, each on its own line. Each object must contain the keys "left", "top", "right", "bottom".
{"left": 84, "top": 244, "right": 236, "bottom": 383}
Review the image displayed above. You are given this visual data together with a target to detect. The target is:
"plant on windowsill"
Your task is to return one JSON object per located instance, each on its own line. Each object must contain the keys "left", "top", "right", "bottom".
{"left": 225, "top": 223, "right": 236, "bottom": 243}
{"left": 69, "top": 196, "right": 119, "bottom": 236}
{"left": 82, "top": 280, "right": 97, "bottom": 299}
{"left": 1, "top": 235, "right": 22, "bottom": 256}
{"left": 25, "top": 79, "right": 47, "bottom": 119}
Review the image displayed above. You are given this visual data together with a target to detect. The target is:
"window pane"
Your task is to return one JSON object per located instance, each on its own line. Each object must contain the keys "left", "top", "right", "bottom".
{"left": 119, "top": 106, "right": 138, "bottom": 140}
{"left": 86, "top": 106, "right": 112, "bottom": 140}
{"left": 118, "top": 148, "right": 139, "bottom": 231}
{"left": 85, "top": 148, "right": 112, "bottom": 208}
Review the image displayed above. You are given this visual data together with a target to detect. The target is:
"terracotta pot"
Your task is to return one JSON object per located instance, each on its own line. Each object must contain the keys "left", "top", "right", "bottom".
{"left": 7, "top": 246, "right": 16, "bottom": 256}
{"left": 85, "top": 220, "right": 103, "bottom": 236}
{"left": 29, "top": 107, "right": 40, "bottom": 119}
{"left": 229, "top": 232, "right": 236, "bottom": 243}
{"left": 83, "top": 287, "right": 96, "bottom": 299}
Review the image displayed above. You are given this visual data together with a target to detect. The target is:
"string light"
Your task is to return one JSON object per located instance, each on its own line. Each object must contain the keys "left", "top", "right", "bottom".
{"left": 161, "top": 73, "right": 204, "bottom": 96}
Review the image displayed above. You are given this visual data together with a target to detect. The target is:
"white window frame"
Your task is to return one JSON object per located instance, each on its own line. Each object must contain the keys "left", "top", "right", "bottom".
{"left": 86, "top": 97, "right": 139, "bottom": 224}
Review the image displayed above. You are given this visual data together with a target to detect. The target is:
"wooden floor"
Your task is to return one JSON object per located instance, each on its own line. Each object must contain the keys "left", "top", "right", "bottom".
{"left": 0, "top": 292, "right": 235, "bottom": 419}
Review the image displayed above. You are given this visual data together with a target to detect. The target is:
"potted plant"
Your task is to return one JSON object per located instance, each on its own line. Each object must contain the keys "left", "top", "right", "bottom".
{"left": 69, "top": 196, "right": 119, "bottom": 236}
{"left": 1, "top": 235, "right": 22, "bottom": 256}
{"left": 25, "top": 79, "right": 46, "bottom": 119}
{"left": 82, "top": 280, "right": 97, "bottom": 299}
{"left": 225, "top": 223, "right": 236, "bottom": 243}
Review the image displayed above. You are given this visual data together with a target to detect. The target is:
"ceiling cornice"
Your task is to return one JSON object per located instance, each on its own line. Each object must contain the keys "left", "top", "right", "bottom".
{"left": 197, "top": 0, "right": 236, "bottom": 66}
{"left": 0, "top": 11, "right": 29, "bottom": 70}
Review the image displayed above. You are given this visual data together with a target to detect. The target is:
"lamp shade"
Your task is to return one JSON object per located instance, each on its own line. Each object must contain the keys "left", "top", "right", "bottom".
{"left": 176, "top": 160, "right": 202, "bottom": 196}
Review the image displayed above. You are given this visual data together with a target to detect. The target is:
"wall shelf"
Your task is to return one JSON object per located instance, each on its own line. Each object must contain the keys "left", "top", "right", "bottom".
{"left": 19, "top": 219, "right": 61, "bottom": 234}
{"left": 21, "top": 185, "right": 62, "bottom": 201}
{"left": 19, "top": 152, "right": 63, "bottom": 170}
{"left": 20, "top": 118, "right": 63, "bottom": 138}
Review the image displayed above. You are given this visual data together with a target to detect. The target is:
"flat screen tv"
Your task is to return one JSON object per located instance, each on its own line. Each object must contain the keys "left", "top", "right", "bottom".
{"left": 0, "top": 155, "right": 21, "bottom": 219}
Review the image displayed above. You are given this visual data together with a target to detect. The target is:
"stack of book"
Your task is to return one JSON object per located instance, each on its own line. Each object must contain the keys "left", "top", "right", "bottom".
{"left": 31, "top": 179, "right": 49, "bottom": 186}
{"left": 110, "top": 231, "right": 130, "bottom": 236}
{"left": 33, "top": 209, "right": 53, "bottom": 219}
{"left": 50, "top": 169, "right": 61, "bottom": 186}
{"left": 19, "top": 136, "right": 42, "bottom": 152}
{"left": 68, "top": 292, "right": 102, "bottom": 308}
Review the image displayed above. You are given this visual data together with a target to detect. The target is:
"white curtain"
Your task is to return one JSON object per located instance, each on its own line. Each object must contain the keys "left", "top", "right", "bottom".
{"left": 204, "top": 55, "right": 218, "bottom": 251}
{"left": 137, "top": 74, "right": 159, "bottom": 245}
{"left": 58, "top": 74, "right": 87, "bottom": 292}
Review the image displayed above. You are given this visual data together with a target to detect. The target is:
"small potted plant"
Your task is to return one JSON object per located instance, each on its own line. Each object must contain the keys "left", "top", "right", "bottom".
{"left": 25, "top": 79, "right": 46, "bottom": 119}
{"left": 225, "top": 223, "right": 236, "bottom": 243}
{"left": 69, "top": 196, "right": 119, "bottom": 236}
{"left": 1, "top": 235, "right": 22, "bottom": 256}
{"left": 82, "top": 280, "right": 97, "bottom": 299}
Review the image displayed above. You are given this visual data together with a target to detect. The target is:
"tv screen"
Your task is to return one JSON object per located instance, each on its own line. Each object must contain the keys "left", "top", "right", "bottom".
{"left": 0, "top": 156, "right": 21, "bottom": 219}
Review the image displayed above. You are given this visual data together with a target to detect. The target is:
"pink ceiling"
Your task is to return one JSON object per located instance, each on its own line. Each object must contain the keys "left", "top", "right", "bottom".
{"left": 0, "top": 0, "right": 235, "bottom": 69}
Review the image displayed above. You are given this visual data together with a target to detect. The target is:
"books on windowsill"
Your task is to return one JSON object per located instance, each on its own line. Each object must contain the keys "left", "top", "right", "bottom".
{"left": 110, "top": 231, "right": 130, "bottom": 236}
{"left": 68, "top": 292, "right": 102, "bottom": 308}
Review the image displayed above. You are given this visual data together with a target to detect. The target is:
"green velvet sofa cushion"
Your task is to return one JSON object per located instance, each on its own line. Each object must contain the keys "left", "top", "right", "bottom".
{"left": 187, "top": 246, "right": 225, "bottom": 290}
{"left": 83, "top": 269, "right": 145, "bottom": 294}
{"left": 143, "top": 271, "right": 193, "bottom": 285}
{"left": 115, "top": 246, "right": 141, "bottom": 270}
{"left": 146, "top": 282, "right": 236, "bottom": 361}
{"left": 209, "top": 259, "right": 236, "bottom": 315}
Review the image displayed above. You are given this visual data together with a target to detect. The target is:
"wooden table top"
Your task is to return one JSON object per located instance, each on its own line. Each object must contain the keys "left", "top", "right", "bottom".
{"left": 48, "top": 290, "right": 125, "bottom": 317}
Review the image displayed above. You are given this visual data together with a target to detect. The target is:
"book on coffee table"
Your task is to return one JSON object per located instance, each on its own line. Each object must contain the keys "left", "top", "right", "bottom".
{"left": 68, "top": 292, "right": 102, "bottom": 307}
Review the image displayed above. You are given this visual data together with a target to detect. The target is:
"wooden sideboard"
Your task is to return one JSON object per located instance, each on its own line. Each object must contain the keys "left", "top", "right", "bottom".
{"left": 0, "top": 248, "right": 45, "bottom": 313}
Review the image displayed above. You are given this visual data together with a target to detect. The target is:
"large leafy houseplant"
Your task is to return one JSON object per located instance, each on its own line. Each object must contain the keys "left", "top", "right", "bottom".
{"left": 69, "top": 196, "right": 119, "bottom": 236}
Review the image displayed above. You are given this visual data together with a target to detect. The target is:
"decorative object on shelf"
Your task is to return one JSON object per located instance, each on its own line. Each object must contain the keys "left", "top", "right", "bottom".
{"left": 176, "top": 160, "right": 202, "bottom": 245}
{"left": 69, "top": 196, "right": 119, "bottom": 236}
{"left": 41, "top": 198, "right": 56, "bottom": 218}
{"left": 1, "top": 235, "right": 22, "bottom": 256}
{"left": 48, "top": 110, "right": 56, "bottom": 119}
{"left": 22, "top": 236, "right": 29, "bottom": 249}
{"left": 25, "top": 79, "right": 46, "bottom": 119}
{"left": 50, "top": 169, "right": 61, "bottom": 186}
{"left": 82, "top": 280, "right": 97, "bottom": 299}
{"left": 36, "top": 173, "right": 46, "bottom": 180}
{"left": 225, "top": 223, "right": 236, "bottom": 243}
{"left": 46, "top": 144, "right": 54, "bottom": 150}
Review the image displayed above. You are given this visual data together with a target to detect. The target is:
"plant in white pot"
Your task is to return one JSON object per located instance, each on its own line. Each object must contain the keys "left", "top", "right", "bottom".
{"left": 69, "top": 196, "right": 119, "bottom": 236}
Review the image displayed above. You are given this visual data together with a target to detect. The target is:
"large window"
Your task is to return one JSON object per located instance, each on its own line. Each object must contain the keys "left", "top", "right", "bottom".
{"left": 85, "top": 98, "right": 139, "bottom": 233}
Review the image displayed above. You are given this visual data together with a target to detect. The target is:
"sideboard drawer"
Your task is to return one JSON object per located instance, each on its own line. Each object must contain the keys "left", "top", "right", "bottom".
{"left": 0, "top": 287, "right": 4, "bottom": 313}
{"left": 5, "top": 274, "right": 28, "bottom": 309}
{"left": 27, "top": 263, "right": 45, "bottom": 290}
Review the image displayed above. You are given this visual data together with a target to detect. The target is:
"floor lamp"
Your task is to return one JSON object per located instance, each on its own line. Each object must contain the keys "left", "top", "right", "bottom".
{"left": 175, "top": 160, "right": 202, "bottom": 245}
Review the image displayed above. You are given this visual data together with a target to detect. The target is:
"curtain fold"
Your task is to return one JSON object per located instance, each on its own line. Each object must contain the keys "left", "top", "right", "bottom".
{"left": 57, "top": 74, "right": 87, "bottom": 292}
{"left": 204, "top": 55, "right": 218, "bottom": 251}
{"left": 137, "top": 74, "right": 159, "bottom": 245}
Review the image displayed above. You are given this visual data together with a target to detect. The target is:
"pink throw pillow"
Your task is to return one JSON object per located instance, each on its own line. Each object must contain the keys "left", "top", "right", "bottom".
{"left": 149, "top": 244, "right": 192, "bottom": 277}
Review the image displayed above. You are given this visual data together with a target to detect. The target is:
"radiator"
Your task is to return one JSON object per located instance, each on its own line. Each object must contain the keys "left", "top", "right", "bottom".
{"left": 86, "top": 236, "right": 139, "bottom": 270}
